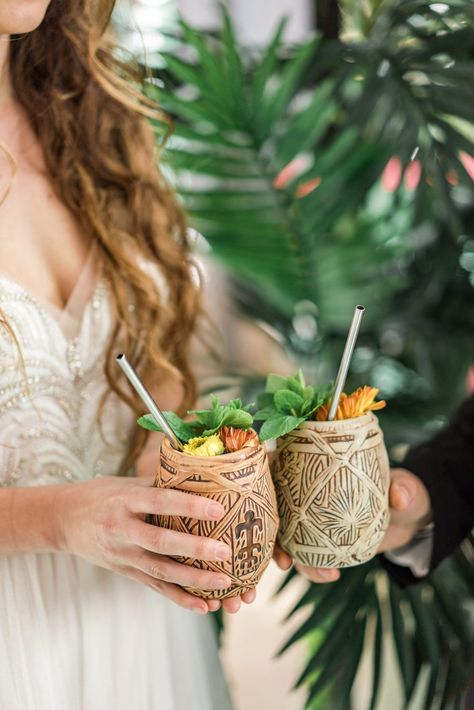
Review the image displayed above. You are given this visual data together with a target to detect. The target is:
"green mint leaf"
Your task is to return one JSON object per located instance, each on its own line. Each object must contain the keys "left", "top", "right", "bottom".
{"left": 227, "top": 398, "right": 254, "bottom": 413}
{"left": 253, "top": 405, "right": 278, "bottom": 420}
{"left": 256, "top": 391, "right": 274, "bottom": 409}
{"left": 227, "top": 398, "right": 242, "bottom": 409}
{"left": 201, "top": 427, "right": 219, "bottom": 436}
{"left": 303, "top": 385, "right": 314, "bottom": 401}
{"left": 137, "top": 414, "right": 161, "bottom": 432}
{"left": 222, "top": 409, "right": 254, "bottom": 429}
{"left": 286, "top": 376, "right": 305, "bottom": 396}
{"left": 189, "top": 396, "right": 225, "bottom": 430}
{"left": 137, "top": 412, "right": 197, "bottom": 442}
{"left": 266, "top": 373, "right": 289, "bottom": 394}
{"left": 259, "top": 414, "right": 306, "bottom": 441}
{"left": 274, "top": 389, "right": 304, "bottom": 415}
{"left": 297, "top": 369, "right": 306, "bottom": 388}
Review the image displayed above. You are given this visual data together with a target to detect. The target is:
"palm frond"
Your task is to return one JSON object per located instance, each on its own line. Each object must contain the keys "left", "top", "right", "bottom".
{"left": 145, "top": 6, "right": 474, "bottom": 707}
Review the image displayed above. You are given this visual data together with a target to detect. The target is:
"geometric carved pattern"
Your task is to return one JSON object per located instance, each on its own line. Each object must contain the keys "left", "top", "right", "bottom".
{"left": 272, "top": 413, "right": 390, "bottom": 568}
{"left": 152, "top": 439, "right": 279, "bottom": 599}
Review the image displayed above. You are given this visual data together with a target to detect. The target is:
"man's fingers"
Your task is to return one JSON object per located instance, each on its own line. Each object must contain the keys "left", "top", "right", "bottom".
{"left": 295, "top": 564, "right": 340, "bottom": 583}
{"left": 377, "top": 469, "right": 433, "bottom": 552}
{"left": 377, "top": 524, "right": 418, "bottom": 552}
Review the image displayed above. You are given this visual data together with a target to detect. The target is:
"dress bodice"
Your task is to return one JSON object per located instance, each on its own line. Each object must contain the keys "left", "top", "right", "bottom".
{"left": 0, "top": 256, "right": 234, "bottom": 710}
{"left": 0, "top": 256, "right": 134, "bottom": 488}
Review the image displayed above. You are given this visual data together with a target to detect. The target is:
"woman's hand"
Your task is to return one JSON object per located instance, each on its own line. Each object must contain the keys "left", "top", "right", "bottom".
{"left": 274, "top": 468, "right": 432, "bottom": 584}
{"left": 135, "top": 435, "right": 257, "bottom": 614}
{"left": 55, "top": 476, "right": 243, "bottom": 615}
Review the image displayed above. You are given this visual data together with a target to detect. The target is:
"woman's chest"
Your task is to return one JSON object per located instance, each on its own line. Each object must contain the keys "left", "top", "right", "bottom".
{"left": 0, "top": 164, "right": 91, "bottom": 310}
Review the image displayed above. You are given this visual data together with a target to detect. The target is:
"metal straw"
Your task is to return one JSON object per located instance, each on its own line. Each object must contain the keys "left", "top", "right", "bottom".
{"left": 328, "top": 305, "right": 365, "bottom": 421}
{"left": 116, "top": 353, "right": 184, "bottom": 451}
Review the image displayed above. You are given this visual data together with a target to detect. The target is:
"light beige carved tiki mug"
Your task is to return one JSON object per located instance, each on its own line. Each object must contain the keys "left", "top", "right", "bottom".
{"left": 272, "top": 413, "right": 390, "bottom": 568}
{"left": 152, "top": 439, "right": 279, "bottom": 599}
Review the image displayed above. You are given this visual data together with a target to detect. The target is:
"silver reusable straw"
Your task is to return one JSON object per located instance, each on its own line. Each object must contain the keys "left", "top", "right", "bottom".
{"left": 116, "top": 353, "right": 184, "bottom": 451}
{"left": 328, "top": 305, "right": 365, "bottom": 421}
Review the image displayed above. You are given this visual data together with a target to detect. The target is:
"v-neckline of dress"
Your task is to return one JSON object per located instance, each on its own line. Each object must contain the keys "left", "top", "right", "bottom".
{"left": 0, "top": 242, "right": 104, "bottom": 342}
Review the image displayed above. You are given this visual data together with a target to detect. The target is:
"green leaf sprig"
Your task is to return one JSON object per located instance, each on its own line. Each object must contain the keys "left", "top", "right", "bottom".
{"left": 254, "top": 370, "right": 331, "bottom": 441}
{"left": 137, "top": 395, "right": 254, "bottom": 443}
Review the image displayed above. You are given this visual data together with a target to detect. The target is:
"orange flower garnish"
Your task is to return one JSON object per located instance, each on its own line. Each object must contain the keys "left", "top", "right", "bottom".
{"left": 219, "top": 426, "right": 259, "bottom": 452}
{"left": 315, "top": 386, "right": 386, "bottom": 421}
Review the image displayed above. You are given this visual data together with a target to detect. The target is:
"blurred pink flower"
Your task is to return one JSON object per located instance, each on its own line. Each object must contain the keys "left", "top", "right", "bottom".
{"left": 273, "top": 155, "right": 308, "bottom": 189}
{"left": 446, "top": 169, "right": 458, "bottom": 186}
{"left": 296, "top": 176, "right": 321, "bottom": 198}
{"left": 460, "top": 152, "right": 474, "bottom": 180}
{"left": 404, "top": 160, "right": 422, "bottom": 190}
{"left": 467, "top": 367, "right": 474, "bottom": 394}
{"left": 382, "top": 156, "right": 402, "bottom": 192}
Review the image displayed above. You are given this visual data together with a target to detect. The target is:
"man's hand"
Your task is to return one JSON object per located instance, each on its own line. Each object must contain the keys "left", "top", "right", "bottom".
{"left": 274, "top": 468, "right": 432, "bottom": 584}
{"left": 377, "top": 467, "right": 432, "bottom": 552}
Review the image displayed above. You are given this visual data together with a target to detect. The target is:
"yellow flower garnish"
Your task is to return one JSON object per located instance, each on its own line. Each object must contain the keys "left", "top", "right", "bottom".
{"left": 315, "top": 386, "right": 386, "bottom": 421}
{"left": 183, "top": 434, "right": 225, "bottom": 457}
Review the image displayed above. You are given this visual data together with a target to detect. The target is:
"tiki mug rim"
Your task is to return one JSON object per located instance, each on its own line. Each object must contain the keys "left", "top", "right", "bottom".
{"left": 291, "top": 411, "right": 376, "bottom": 434}
{"left": 160, "top": 435, "right": 264, "bottom": 464}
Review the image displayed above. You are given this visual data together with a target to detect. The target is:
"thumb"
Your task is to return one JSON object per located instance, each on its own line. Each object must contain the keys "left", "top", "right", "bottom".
{"left": 377, "top": 468, "right": 432, "bottom": 553}
{"left": 388, "top": 468, "right": 431, "bottom": 525}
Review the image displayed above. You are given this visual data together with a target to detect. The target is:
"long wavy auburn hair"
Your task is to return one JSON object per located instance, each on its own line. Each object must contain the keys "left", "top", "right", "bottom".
{"left": 6, "top": 0, "right": 203, "bottom": 466}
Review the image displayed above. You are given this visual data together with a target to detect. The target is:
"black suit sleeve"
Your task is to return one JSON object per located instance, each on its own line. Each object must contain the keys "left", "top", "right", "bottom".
{"left": 380, "top": 395, "right": 474, "bottom": 586}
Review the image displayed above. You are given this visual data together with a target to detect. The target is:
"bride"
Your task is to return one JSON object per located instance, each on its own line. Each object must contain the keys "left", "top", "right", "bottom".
{"left": 0, "top": 2, "right": 254, "bottom": 708}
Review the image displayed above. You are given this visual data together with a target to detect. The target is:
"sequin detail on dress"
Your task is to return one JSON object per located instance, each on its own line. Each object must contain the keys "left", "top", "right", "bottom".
{"left": 0, "top": 277, "right": 134, "bottom": 486}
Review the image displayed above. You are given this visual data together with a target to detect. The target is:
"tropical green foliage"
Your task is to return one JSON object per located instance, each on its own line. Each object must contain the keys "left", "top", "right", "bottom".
{"left": 254, "top": 370, "right": 330, "bottom": 440}
{"left": 145, "top": 1, "right": 474, "bottom": 707}
{"left": 138, "top": 396, "right": 253, "bottom": 440}
{"left": 278, "top": 537, "right": 474, "bottom": 709}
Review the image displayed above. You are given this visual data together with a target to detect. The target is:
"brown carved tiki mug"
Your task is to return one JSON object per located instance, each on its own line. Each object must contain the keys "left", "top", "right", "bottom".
{"left": 152, "top": 438, "right": 279, "bottom": 599}
{"left": 272, "top": 413, "right": 390, "bottom": 568}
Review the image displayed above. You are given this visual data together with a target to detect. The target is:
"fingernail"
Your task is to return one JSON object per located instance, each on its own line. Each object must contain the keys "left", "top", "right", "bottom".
{"left": 396, "top": 484, "right": 413, "bottom": 508}
{"left": 214, "top": 577, "right": 232, "bottom": 589}
{"left": 216, "top": 544, "right": 231, "bottom": 561}
{"left": 192, "top": 607, "right": 207, "bottom": 615}
{"left": 209, "top": 503, "right": 224, "bottom": 520}
{"left": 319, "top": 569, "right": 339, "bottom": 581}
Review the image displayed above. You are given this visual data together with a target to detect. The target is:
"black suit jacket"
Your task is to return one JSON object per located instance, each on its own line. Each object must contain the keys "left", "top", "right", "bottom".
{"left": 381, "top": 394, "right": 474, "bottom": 586}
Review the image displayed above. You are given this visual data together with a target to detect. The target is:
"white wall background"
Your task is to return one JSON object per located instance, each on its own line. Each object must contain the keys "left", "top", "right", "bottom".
{"left": 178, "top": 0, "right": 313, "bottom": 44}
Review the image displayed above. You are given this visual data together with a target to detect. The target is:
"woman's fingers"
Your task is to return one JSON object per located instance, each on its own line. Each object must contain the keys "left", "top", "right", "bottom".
{"left": 132, "top": 550, "right": 232, "bottom": 592}
{"left": 206, "top": 599, "right": 222, "bottom": 612}
{"left": 124, "top": 567, "right": 210, "bottom": 614}
{"left": 273, "top": 543, "right": 292, "bottom": 570}
{"left": 241, "top": 588, "right": 256, "bottom": 604}
{"left": 130, "top": 486, "right": 225, "bottom": 522}
{"left": 222, "top": 596, "right": 241, "bottom": 614}
{"left": 129, "top": 520, "right": 231, "bottom": 562}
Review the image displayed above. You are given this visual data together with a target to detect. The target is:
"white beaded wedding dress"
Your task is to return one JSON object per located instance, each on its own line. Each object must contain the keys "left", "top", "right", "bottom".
{"left": 0, "top": 247, "right": 233, "bottom": 710}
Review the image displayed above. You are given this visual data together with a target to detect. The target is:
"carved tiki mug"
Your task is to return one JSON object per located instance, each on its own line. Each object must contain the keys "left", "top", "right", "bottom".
{"left": 272, "top": 413, "right": 390, "bottom": 568}
{"left": 152, "top": 438, "right": 279, "bottom": 599}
